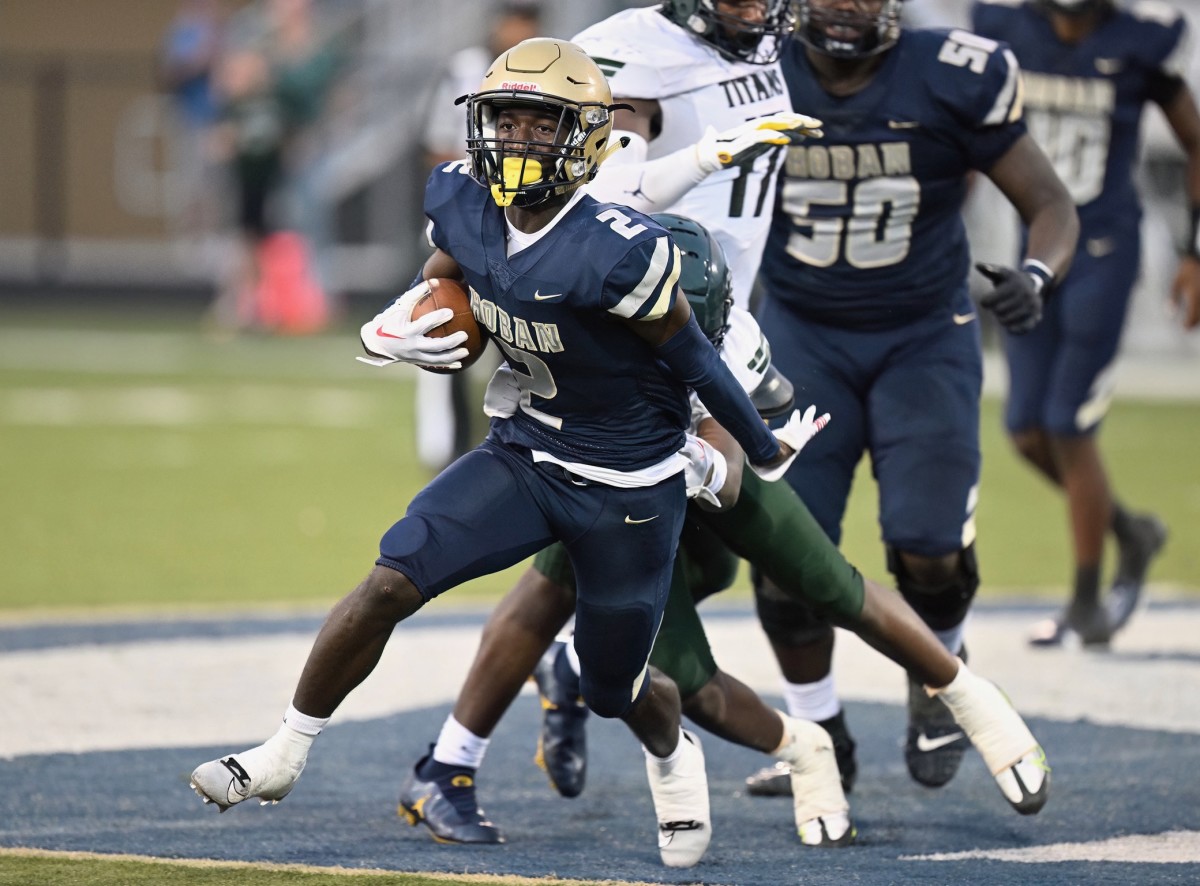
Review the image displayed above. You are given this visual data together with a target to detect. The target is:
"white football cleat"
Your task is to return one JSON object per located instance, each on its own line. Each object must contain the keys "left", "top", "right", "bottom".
{"left": 931, "top": 662, "right": 1050, "bottom": 815}
{"left": 775, "top": 715, "right": 855, "bottom": 847}
{"left": 190, "top": 740, "right": 306, "bottom": 812}
{"left": 645, "top": 730, "right": 711, "bottom": 868}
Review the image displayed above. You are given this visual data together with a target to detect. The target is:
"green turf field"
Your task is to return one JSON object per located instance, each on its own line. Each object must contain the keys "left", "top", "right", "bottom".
{"left": 1, "top": 305, "right": 1196, "bottom": 614}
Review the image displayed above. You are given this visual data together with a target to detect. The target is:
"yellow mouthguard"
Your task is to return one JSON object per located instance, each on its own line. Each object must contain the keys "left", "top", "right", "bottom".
{"left": 490, "top": 157, "right": 543, "bottom": 207}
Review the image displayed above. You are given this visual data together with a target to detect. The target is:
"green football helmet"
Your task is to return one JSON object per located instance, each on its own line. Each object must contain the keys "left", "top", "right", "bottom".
{"left": 652, "top": 213, "right": 733, "bottom": 347}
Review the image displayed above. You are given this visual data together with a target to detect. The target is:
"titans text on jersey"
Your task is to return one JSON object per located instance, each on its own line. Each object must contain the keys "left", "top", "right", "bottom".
{"left": 574, "top": 6, "right": 793, "bottom": 306}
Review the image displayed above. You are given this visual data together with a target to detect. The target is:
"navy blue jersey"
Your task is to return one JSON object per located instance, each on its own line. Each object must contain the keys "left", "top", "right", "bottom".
{"left": 973, "top": 0, "right": 1190, "bottom": 228}
{"left": 761, "top": 29, "right": 1026, "bottom": 328}
{"left": 424, "top": 162, "right": 690, "bottom": 470}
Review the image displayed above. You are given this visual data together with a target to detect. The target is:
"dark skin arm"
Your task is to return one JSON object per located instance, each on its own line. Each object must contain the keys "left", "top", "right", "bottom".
{"left": 1160, "top": 83, "right": 1200, "bottom": 330}
{"left": 692, "top": 415, "right": 743, "bottom": 511}
{"left": 986, "top": 133, "right": 1080, "bottom": 281}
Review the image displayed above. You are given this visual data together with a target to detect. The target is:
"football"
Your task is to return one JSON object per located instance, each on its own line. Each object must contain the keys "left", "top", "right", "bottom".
{"left": 410, "top": 278, "right": 486, "bottom": 373}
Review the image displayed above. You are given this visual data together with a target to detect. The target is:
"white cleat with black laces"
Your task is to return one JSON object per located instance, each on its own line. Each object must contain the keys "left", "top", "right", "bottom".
{"left": 932, "top": 662, "right": 1050, "bottom": 815}
{"left": 775, "top": 715, "right": 855, "bottom": 847}
{"left": 645, "top": 729, "right": 711, "bottom": 868}
{"left": 190, "top": 741, "right": 306, "bottom": 812}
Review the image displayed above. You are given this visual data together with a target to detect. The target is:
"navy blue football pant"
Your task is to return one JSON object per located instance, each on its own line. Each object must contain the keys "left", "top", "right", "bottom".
{"left": 1005, "top": 219, "right": 1141, "bottom": 437}
{"left": 757, "top": 289, "right": 982, "bottom": 556}
{"left": 376, "top": 436, "right": 686, "bottom": 719}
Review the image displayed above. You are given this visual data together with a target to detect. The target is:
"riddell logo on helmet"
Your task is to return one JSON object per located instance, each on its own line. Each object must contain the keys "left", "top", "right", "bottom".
{"left": 500, "top": 81, "right": 539, "bottom": 91}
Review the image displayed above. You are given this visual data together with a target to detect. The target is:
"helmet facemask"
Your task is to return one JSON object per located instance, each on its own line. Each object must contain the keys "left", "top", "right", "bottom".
{"left": 462, "top": 38, "right": 621, "bottom": 209}
{"left": 796, "top": 0, "right": 902, "bottom": 59}
{"left": 661, "top": 0, "right": 795, "bottom": 65}
{"left": 467, "top": 95, "right": 613, "bottom": 208}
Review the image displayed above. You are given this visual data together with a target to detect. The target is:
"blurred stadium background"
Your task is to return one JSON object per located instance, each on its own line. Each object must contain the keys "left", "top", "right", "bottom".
{"left": 1, "top": 0, "right": 1197, "bottom": 616}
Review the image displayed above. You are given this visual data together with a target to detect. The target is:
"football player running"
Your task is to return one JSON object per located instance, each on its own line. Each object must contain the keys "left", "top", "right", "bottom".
{"left": 743, "top": 0, "right": 1081, "bottom": 798}
{"left": 396, "top": 211, "right": 1052, "bottom": 856}
{"left": 188, "top": 38, "right": 812, "bottom": 870}
{"left": 399, "top": 214, "right": 857, "bottom": 851}
{"left": 972, "top": 0, "right": 1199, "bottom": 647}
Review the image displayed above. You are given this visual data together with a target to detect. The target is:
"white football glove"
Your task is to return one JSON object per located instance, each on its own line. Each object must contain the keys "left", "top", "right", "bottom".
{"left": 357, "top": 280, "right": 469, "bottom": 369}
{"left": 482, "top": 364, "right": 521, "bottom": 419}
{"left": 695, "top": 111, "right": 824, "bottom": 174}
{"left": 681, "top": 433, "right": 728, "bottom": 510}
{"left": 749, "top": 405, "right": 831, "bottom": 483}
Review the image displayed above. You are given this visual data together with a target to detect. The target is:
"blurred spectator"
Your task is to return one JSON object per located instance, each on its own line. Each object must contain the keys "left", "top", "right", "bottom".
{"left": 159, "top": 0, "right": 226, "bottom": 253}
{"left": 208, "top": 0, "right": 344, "bottom": 336}
{"left": 413, "top": 0, "right": 542, "bottom": 471}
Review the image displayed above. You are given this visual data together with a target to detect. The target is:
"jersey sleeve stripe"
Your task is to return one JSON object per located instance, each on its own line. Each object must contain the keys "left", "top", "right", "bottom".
{"left": 609, "top": 237, "right": 680, "bottom": 320}
{"left": 1162, "top": 24, "right": 1193, "bottom": 79}
{"left": 983, "top": 48, "right": 1022, "bottom": 126}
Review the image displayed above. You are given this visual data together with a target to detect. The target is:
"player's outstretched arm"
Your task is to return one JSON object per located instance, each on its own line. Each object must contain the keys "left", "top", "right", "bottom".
{"left": 589, "top": 97, "right": 822, "bottom": 214}
{"left": 630, "top": 296, "right": 781, "bottom": 466}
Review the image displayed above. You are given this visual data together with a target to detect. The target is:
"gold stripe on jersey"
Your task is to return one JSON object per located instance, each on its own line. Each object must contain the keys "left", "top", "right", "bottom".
{"left": 609, "top": 237, "right": 681, "bottom": 321}
{"left": 984, "top": 48, "right": 1023, "bottom": 125}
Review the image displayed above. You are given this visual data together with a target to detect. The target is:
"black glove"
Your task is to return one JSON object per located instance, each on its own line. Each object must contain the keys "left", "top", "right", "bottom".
{"left": 975, "top": 261, "right": 1048, "bottom": 335}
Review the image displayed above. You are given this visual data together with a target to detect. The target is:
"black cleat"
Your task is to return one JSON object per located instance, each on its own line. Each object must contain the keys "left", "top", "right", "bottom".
{"left": 745, "top": 710, "right": 858, "bottom": 797}
{"left": 1028, "top": 601, "right": 1112, "bottom": 649}
{"left": 1108, "top": 513, "right": 1168, "bottom": 632}
{"left": 532, "top": 639, "right": 588, "bottom": 798}
{"left": 905, "top": 670, "right": 969, "bottom": 788}
{"left": 397, "top": 749, "right": 504, "bottom": 844}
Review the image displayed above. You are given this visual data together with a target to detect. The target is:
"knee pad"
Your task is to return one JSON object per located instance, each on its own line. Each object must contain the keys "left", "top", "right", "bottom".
{"left": 574, "top": 599, "right": 655, "bottom": 719}
{"left": 887, "top": 543, "right": 979, "bottom": 631}
{"left": 752, "top": 570, "right": 834, "bottom": 647}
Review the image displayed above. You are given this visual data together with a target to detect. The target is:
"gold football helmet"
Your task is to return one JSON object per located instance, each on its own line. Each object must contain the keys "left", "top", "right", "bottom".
{"left": 462, "top": 38, "right": 624, "bottom": 208}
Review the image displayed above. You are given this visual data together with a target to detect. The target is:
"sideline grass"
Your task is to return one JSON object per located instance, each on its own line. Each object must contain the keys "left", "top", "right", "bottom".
{"left": 0, "top": 850, "right": 642, "bottom": 886}
{"left": 1, "top": 311, "right": 1197, "bottom": 613}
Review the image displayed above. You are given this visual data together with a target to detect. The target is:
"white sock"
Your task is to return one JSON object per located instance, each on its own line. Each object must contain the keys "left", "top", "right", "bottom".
{"left": 263, "top": 722, "right": 316, "bottom": 772}
{"left": 432, "top": 714, "right": 490, "bottom": 769}
{"left": 283, "top": 703, "right": 329, "bottom": 736}
{"left": 644, "top": 727, "right": 685, "bottom": 765}
{"left": 781, "top": 673, "right": 841, "bottom": 723}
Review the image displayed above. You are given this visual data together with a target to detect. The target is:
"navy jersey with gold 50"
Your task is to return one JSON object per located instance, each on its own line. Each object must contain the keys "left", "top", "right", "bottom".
{"left": 761, "top": 28, "right": 1027, "bottom": 329}
{"left": 425, "top": 161, "right": 691, "bottom": 471}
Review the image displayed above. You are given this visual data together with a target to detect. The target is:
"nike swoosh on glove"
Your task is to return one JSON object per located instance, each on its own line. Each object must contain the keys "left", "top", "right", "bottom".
{"left": 358, "top": 280, "right": 469, "bottom": 368}
{"left": 749, "top": 405, "right": 830, "bottom": 483}
{"left": 695, "top": 111, "right": 824, "bottom": 174}
{"left": 975, "top": 262, "right": 1044, "bottom": 335}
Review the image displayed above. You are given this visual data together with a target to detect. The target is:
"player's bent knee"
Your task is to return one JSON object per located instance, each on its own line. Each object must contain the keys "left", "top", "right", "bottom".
{"left": 753, "top": 573, "right": 834, "bottom": 647}
{"left": 574, "top": 599, "right": 656, "bottom": 719}
{"left": 887, "top": 544, "right": 979, "bottom": 630}
{"left": 359, "top": 564, "right": 425, "bottom": 621}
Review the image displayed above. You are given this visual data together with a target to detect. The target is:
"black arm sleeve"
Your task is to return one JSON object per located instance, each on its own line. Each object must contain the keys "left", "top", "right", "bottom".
{"left": 655, "top": 314, "right": 781, "bottom": 465}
